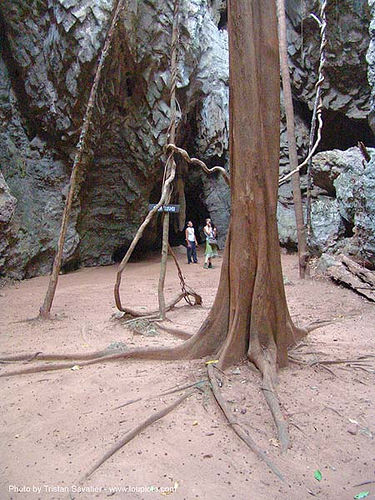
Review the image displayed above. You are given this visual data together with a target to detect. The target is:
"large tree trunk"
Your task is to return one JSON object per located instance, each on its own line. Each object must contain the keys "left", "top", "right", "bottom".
{"left": 179, "top": 0, "right": 305, "bottom": 370}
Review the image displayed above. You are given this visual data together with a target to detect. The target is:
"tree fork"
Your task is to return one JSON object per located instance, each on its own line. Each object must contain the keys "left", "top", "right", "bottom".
{"left": 39, "top": 0, "right": 128, "bottom": 319}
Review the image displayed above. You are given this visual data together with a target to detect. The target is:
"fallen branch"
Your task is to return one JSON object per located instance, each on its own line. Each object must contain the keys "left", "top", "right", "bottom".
{"left": 353, "top": 480, "right": 375, "bottom": 487}
{"left": 311, "top": 356, "right": 375, "bottom": 367}
{"left": 315, "top": 363, "right": 337, "bottom": 377}
{"left": 289, "top": 354, "right": 375, "bottom": 376}
{"left": 83, "top": 389, "right": 195, "bottom": 479}
{"left": 207, "top": 365, "right": 284, "bottom": 481}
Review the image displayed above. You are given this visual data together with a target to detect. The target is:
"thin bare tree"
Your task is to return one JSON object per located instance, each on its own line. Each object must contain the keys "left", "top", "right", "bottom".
{"left": 39, "top": 0, "right": 127, "bottom": 318}
{"left": 276, "top": 0, "right": 308, "bottom": 278}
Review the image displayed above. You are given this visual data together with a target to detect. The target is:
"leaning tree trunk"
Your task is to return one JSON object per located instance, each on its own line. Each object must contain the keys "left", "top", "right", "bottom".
{"left": 39, "top": 0, "right": 126, "bottom": 318}
{"left": 276, "top": 0, "right": 308, "bottom": 279}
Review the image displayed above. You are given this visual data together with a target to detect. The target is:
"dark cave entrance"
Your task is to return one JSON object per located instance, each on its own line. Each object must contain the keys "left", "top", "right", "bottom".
{"left": 320, "top": 110, "right": 375, "bottom": 151}
{"left": 168, "top": 175, "right": 211, "bottom": 247}
{"left": 295, "top": 100, "right": 375, "bottom": 151}
{"left": 111, "top": 240, "right": 153, "bottom": 263}
{"left": 217, "top": 8, "right": 228, "bottom": 30}
{"left": 112, "top": 174, "right": 210, "bottom": 263}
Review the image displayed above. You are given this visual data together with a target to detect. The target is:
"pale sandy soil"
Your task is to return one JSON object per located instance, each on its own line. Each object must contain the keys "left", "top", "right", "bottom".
{"left": 0, "top": 248, "right": 374, "bottom": 500}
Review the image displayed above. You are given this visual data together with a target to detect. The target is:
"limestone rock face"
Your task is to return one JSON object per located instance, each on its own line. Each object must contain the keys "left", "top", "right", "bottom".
{"left": 0, "top": 56, "right": 80, "bottom": 278}
{"left": 286, "top": 0, "right": 371, "bottom": 120}
{"left": 310, "top": 147, "right": 375, "bottom": 266}
{"left": 0, "top": 172, "right": 17, "bottom": 274}
{"left": 0, "top": 173, "right": 16, "bottom": 226}
{"left": 367, "top": 0, "right": 375, "bottom": 131}
{"left": 278, "top": 146, "right": 375, "bottom": 267}
{"left": 0, "top": 0, "right": 374, "bottom": 278}
{"left": 0, "top": 0, "right": 230, "bottom": 276}
{"left": 277, "top": 0, "right": 375, "bottom": 263}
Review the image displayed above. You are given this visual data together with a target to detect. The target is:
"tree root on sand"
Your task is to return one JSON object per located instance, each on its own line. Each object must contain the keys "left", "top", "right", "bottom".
{"left": 83, "top": 389, "right": 195, "bottom": 480}
{"left": 1, "top": 348, "right": 294, "bottom": 482}
{"left": 81, "top": 368, "right": 285, "bottom": 482}
{"left": 0, "top": 346, "right": 184, "bottom": 377}
{"left": 112, "top": 379, "right": 207, "bottom": 410}
{"left": 207, "top": 365, "right": 284, "bottom": 481}
{"left": 117, "top": 291, "right": 202, "bottom": 319}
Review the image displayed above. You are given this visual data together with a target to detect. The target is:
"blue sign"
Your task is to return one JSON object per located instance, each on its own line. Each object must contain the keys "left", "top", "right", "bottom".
{"left": 149, "top": 204, "right": 180, "bottom": 213}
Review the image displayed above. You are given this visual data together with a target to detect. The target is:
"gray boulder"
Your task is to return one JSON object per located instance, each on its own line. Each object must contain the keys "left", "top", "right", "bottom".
{"left": 310, "top": 146, "right": 375, "bottom": 266}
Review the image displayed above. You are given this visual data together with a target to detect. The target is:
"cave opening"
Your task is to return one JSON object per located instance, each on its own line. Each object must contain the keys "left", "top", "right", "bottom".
{"left": 111, "top": 173, "right": 210, "bottom": 264}
{"left": 168, "top": 175, "right": 211, "bottom": 247}
{"left": 295, "top": 100, "right": 375, "bottom": 151}
{"left": 320, "top": 110, "right": 375, "bottom": 151}
{"left": 342, "top": 217, "right": 355, "bottom": 239}
{"left": 112, "top": 240, "right": 154, "bottom": 263}
{"left": 61, "top": 258, "right": 81, "bottom": 274}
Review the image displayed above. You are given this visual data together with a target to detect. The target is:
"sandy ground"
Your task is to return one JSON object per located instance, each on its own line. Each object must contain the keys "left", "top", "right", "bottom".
{"left": 0, "top": 248, "right": 374, "bottom": 500}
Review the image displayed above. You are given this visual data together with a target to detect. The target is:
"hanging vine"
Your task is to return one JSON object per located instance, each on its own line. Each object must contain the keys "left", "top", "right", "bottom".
{"left": 278, "top": 0, "right": 327, "bottom": 187}
{"left": 306, "top": 0, "right": 328, "bottom": 239}
{"left": 114, "top": 0, "right": 230, "bottom": 319}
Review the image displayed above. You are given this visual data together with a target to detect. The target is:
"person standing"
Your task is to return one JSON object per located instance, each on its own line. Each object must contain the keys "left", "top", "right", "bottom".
{"left": 185, "top": 221, "right": 198, "bottom": 264}
{"left": 203, "top": 218, "right": 218, "bottom": 268}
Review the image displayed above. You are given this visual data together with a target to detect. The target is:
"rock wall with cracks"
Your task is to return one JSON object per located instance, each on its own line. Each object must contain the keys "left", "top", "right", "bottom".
{"left": 0, "top": 0, "right": 374, "bottom": 279}
{"left": 0, "top": 0, "right": 230, "bottom": 277}
{"left": 278, "top": 0, "right": 375, "bottom": 266}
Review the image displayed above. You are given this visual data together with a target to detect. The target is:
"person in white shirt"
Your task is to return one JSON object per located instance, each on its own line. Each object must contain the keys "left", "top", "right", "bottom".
{"left": 185, "top": 220, "right": 198, "bottom": 264}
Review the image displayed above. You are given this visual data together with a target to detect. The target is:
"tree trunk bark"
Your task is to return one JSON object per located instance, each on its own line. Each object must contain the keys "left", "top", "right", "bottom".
{"left": 276, "top": 0, "right": 308, "bottom": 278}
{"left": 178, "top": 0, "right": 305, "bottom": 369}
